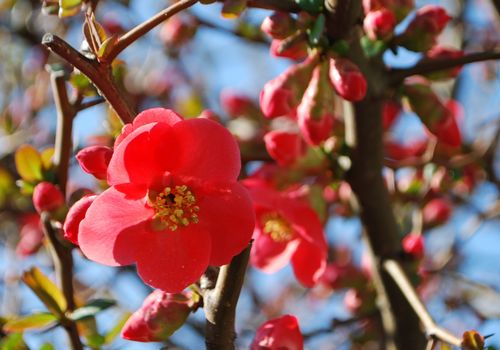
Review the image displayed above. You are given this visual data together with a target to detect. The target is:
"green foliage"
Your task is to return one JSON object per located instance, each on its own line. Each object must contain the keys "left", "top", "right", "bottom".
{"left": 68, "top": 299, "right": 116, "bottom": 321}
{"left": 3, "top": 313, "right": 57, "bottom": 333}
{"left": 22, "top": 268, "right": 67, "bottom": 318}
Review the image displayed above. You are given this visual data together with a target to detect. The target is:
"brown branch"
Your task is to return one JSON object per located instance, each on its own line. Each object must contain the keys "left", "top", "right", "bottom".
{"left": 76, "top": 96, "right": 105, "bottom": 111}
{"left": 195, "top": 16, "right": 268, "bottom": 44}
{"left": 42, "top": 34, "right": 134, "bottom": 124}
{"left": 244, "top": 0, "right": 301, "bottom": 12}
{"left": 383, "top": 259, "right": 462, "bottom": 347}
{"left": 204, "top": 243, "right": 252, "bottom": 350}
{"left": 41, "top": 213, "right": 83, "bottom": 350}
{"left": 389, "top": 50, "right": 500, "bottom": 85}
{"left": 106, "top": 0, "right": 199, "bottom": 62}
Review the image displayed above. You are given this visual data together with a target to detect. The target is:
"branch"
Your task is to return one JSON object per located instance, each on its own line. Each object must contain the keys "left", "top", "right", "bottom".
{"left": 106, "top": 0, "right": 199, "bottom": 62}
{"left": 42, "top": 34, "right": 134, "bottom": 124}
{"left": 195, "top": 16, "right": 268, "bottom": 44}
{"left": 41, "top": 213, "right": 83, "bottom": 350}
{"left": 383, "top": 259, "right": 462, "bottom": 348}
{"left": 76, "top": 96, "right": 105, "bottom": 111}
{"left": 243, "top": 0, "right": 301, "bottom": 12}
{"left": 204, "top": 243, "right": 252, "bottom": 350}
{"left": 389, "top": 50, "right": 500, "bottom": 85}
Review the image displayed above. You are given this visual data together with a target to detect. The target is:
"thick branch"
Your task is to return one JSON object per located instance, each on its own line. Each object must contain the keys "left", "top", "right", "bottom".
{"left": 204, "top": 243, "right": 251, "bottom": 350}
{"left": 389, "top": 50, "right": 500, "bottom": 85}
{"left": 383, "top": 260, "right": 462, "bottom": 347}
{"left": 246, "top": 0, "right": 301, "bottom": 12}
{"left": 42, "top": 34, "right": 134, "bottom": 124}
{"left": 106, "top": 0, "right": 199, "bottom": 62}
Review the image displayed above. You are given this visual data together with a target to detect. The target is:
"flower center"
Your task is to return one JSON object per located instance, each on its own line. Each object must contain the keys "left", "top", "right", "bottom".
{"left": 150, "top": 185, "right": 200, "bottom": 231}
{"left": 262, "top": 212, "right": 293, "bottom": 242}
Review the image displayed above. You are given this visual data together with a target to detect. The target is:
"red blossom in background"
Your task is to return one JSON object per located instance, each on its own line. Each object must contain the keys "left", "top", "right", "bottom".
{"left": 329, "top": 58, "right": 367, "bottom": 102}
{"left": 77, "top": 108, "right": 255, "bottom": 292}
{"left": 382, "top": 100, "right": 401, "bottom": 130}
{"left": 122, "top": 290, "right": 198, "bottom": 342}
{"left": 402, "top": 233, "right": 425, "bottom": 259}
{"left": 261, "top": 12, "right": 296, "bottom": 39}
{"left": 423, "top": 198, "right": 452, "bottom": 226}
{"left": 244, "top": 179, "right": 327, "bottom": 287}
{"left": 363, "top": 8, "right": 396, "bottom": 41}
{"left": 76, "top": 146, "right": 113, "bottom": 180}
{"left": 250, "top": 314, "right": 304, "bottom": 350}
{"left": 270, "top": 39, "right": 308, "bottom": 61}
{"left": 32, "top": 182, "right": 65, "bottom": 214}
{"left": 16, "top": 213, "right": 44, "bottom": 257}
{"left": 264, "top": 130, "right": 305, "bottom": 166}
{"left": 220, "top": 90, "right": 254, "bottom": 117}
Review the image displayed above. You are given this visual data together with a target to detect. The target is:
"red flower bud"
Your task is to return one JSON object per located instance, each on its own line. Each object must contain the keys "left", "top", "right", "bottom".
{"left": 402, "top": 233, "right": 424, "bottom": 259}
{"left": 363, "top": 8, "right": 396, "bottom": 40}
{"left": 220, "top": 90, "right": 254, "bottom": 117}
{"left": 76, "top": 146, "right": 113, "bottom": 180}
{"left": 382, "top": 100, "right": 401, "bottom": 130}
{"left": 363, "top": 0, "right": 414, "bottom": 21}
{"left": 421, "top": 46, "right": 464, "bottom": 80}
{"left": 250, "top": 315, "right": 303, "bottom": 350}
{"left": 63, "top": 194, "right": 97, "bottom": 245}
{"left": 329, "top": 58, "right": 367, "bottom": 102}
{"left": 159, "top": 15, "right": 197, "bottom": 47}
{"left": 261, "top": 12, "right": 296, "bottom": 39}
{"left": 320, "top": 262, "right": 366, "bottom": 290}
{"left": 264, "top": 130, "right": 305, "bottom": 166}
{"left": 270, "top": 39, "right": 308, "bottom": 61}
{"left": 32, "top": 182, "right": 64, "bottom": 214}
{"left": 260, "top": 55, "right": 319, "bottom": 118}
{"left": 400, "top": 5, "right": 451, "bottom": 52}
{"left": 297, "top": 62, "right": 336, "bottom": 145}
{"left": 384, "top": 139, "right": 427, "bottom": 160}
{"left": 423, "top": 198, "right": 452, "bottom": 226}
{"left": 16, "top": 214, "right": 44, "bottom": 257}
{"left": 122, "top": 290, "right": 197, "bottom": 342}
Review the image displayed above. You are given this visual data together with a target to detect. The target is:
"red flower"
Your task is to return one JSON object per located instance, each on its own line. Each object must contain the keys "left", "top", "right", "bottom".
{"left": 250, "top": 314, "right": 303, "bottom": 350}
{"left": 76, "top": 146, "right": 113, "bottom": 180}
{"left": 382, "top": 100, "right": 401, "bottom": 130}
{"left": 220, "top": 90, "right": 254, "bottom": 117}
{"left": 402, "top": 233, "right": 424, "bottom": 259}
{"left": 16, "top": 213, "right": 44, "bottom": 257}
{"left": 243, "top": 179, "right": 327, "bottom": 287}
{"left": 270, "top": 39, "right": 308, "bottom": 61}
{"left": 63, "top": 194, "right": 97, "bottom": 245}
{"left": 264, "top": 130, "right": 305, "bottom": 166}
{"left": 329, "top": 58, "right": 367, "bottom": 102}
{"left": 78, "top": 108, "right": 255, "bottom": 292}
{"left": 423, "top": 198, "right": 452, "bottom": 226}
{"left": 363, "top": 8, "right": 396, "bottom": 41}
{"left": 122, "top": 290, "right": 198, "bottom": 342}
{"left": 32, "top": 182, "right": 65, "bottom": 214}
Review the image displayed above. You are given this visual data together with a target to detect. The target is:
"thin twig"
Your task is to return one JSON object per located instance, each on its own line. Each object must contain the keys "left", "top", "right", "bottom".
{"left": 106, "top": 0, "right": 199, "bottom": 62}
{"left": 76, "top": 96, "right": 105, "bottom": 111}
{"left": 383, "top": 259, "right": 462, "bottom": 347}
{"left": 42, "top": 34, "right": 134, "bottom": 124}
{"left": 389, "top": 50, "right": 500, "bottom": 85}
{"left": 195, "top": 16, "right": 268, "bottom": 44}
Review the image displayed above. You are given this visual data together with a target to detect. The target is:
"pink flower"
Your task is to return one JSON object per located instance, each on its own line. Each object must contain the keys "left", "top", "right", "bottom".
{"left": 78, "top": 108, "right": 255, "bottom": 292}
{"left": 402, "top": 233, "right": 424, "bottom": 259}
{"left": 251, "top": 315, "right": 303, "bottom": 350}
{"left": 63, "top": 194, "right": 97, "bottom": 245}
{"left": 76, "top": 146, "right": 113, "bottom": 180}
{"left": 329, "top": 58, "right": 367, "bottom": 102}
{"left": 122, "top": 290, "right": 198, "bottom": 342}
{"left": 363, "top": 8, "right": 396, "bottom": 40}
{"left": 264, "top": 130, "right": 305, "bottom": 166}
{"left": 243, "top": 179, "right": 327, "bottom": 287}
{"left": 32, "top": 182, "right": 64, "bottom": 214}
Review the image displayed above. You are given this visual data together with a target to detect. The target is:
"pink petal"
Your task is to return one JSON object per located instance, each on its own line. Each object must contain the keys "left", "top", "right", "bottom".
{"left": 171, "top": 118, "right": 241, "bottom": 183}
{"left": 291, "top": 241, "right": 327, "bottom": 287}
{"left": 78, "top": 185, "right": 152, "bottom": 266}
{"left": 197, "top": 182, "right": 255, "bottom": 266}
{"left": 135, "top": 226, "right": 211, "bottom": 292}
{"left": 108, "top": 122, "right": 179, "bottom": 186}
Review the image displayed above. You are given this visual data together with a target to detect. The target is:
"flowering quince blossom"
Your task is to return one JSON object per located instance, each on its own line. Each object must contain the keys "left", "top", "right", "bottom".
{"left": 264, "top": 130, "right": 305, "bottom": 166}
{"left": 63, "top": 194, "right": 97, "bottom": 245}
{"left": 77, "top": 108, "right": 255, "bottom": 292}
{"left": 243, "top": 179, "right": 327, "bottom": 287}
{"left": 250, "top": 314, "right": 304, "bottom": 350}
{"left": 76, "top": 145, "right": 113, "bottom": 180}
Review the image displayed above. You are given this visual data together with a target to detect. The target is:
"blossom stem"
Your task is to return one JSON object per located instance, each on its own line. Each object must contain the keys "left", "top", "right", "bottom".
{"left": 204, "top": 243, "right": 252, "bottom": 350}
{"left": 106, "top": 0, "right": 199, "bottom": 62}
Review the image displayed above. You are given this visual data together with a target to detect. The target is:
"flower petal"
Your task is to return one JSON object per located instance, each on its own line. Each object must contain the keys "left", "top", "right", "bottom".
{"left": 135, "top": 226, "right": 211, "bottom": 292}
{"left": 250, "top": 227, "right": 299, "bottom": 273}
{"left": 197, "top": 182, "right": 255, "bottom": 266}
{"left": 171, "top": 118, "right": 241, "bottom": 183}
{"left": 108, "top": 122, "right": 179, "bottom": 186}
{"left": 78, "top": 185, "right": 152, "bottom": 266}
{"left": 291, "top": 240, "right": 327, "bottom": 287}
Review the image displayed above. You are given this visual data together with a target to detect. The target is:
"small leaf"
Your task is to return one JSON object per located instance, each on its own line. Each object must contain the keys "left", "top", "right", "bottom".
{"left": 97, "top": 35, "right": 119, "bottom": 62}
{"left": 360, "top": 36, "right": 386, "bottom": 58}
{"left": 221, "top": 0, "right": 247, "bottom": 18}
{"left": 0, "top": 333, "right": 29, "bottom": 350}
{"left": 15, "top": 145, "right": 43, "bottom": 182}
{"left": 330, "top": 40, "right": 349, "bottom": 56}
{"left": 68, "top": 299, "right": 116, "bottom": 321}
{"left": 40, "top": 148, "right": 55, "bottom": 170}
{"left": 58, "top": 0, "right": 80, "bottom": 17}
{"left": 104, "top": 312, "right": 132, "bottom": 344}
{"left": 39, "top": 343, "right": 55, "bottom": 350}
{"left": 462, "top": 330, "right": 485, "bottom": 350}
{"left": 22, "top": 267, "right": 67, "bottom": 317}
{"left": 308, "top": 14, "right": 325, "bottom": 46}
{"left": 3, "top": 313, "right": 58, "bottom": 332}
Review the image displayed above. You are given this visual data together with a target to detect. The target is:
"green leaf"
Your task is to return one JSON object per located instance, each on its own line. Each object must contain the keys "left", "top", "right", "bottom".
{"left": 308, "top": 14, "right": 325, "bottom": 46}
{"left": 22, "top": 268, "right": 67, "bottom": 317}
{"left": 3, "top": 313, "right": 57, "bottom": 332}
{"left": 68, "top": 299, "right": 116, "bottom": 321}
{"left": 58, "top": 0, "right": 80, "bottom": 17}
{"left": 15, "top": 145, "right": 43, "bottom": 182}
{"left": 221, "top": 0, "right": 247, "bottom": 18}
{"left": 0, "top": 333, "right": 29, "bottom": 350}
{"left": 39, "top": 343, "right": 55, "bottom": 350}
{"left": 104, "top": 312, "right": 131, "bottom": 345}
{"left": 360, "top": 36, "right": 386, "bottom": 58}
{"left": 40, "top": 148, "right": 55, "bottom": 170}
{"left": 330, "top": 40, "right": 349, "bottom": 56}
{"left": 97, "top": 35, "right": 119, "bottom": 62}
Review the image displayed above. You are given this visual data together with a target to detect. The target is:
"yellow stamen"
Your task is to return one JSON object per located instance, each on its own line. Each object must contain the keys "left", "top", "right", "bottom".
{"left": 262, "top": 212, "right": 293, "bottom": 242}
{"left": 150, "top": 185, "right": 200, "bottom": 231}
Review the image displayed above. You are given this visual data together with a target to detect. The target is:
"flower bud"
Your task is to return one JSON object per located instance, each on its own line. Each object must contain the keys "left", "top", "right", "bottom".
{"left": 399, "top": 5, "right": 451, "bottom": 52}
{"left": 264, "top": 130, "right": 305, "bottom": 166}
{"left": 76, "top": 146, "right": 113, "bottom": 180}
{"left": 363, "top": 8, "right": 396, "bottom": 41}
{"left": 423, "top": 198, "right": 452, "bottom": 227}
{"left": 363, "top": 0, "right": 414, "bottom": 22}
{"left": 220, "top": 90, "right": 254, "bottom": 117}
{"left": 16, "top": 214, "right": 44, "bottom": 257}
{"left": 384, "top": 139, "right": 427, "bottom": 160}
{"left": 270, "top": 38, "right": 308, "bottom": 61}
{"left": 122, "top": 290, "right": 197, "bottom": 342}
{"left": 421, "top": 46, "right": 464, "bottom": 80}
{"left": 32, "top": 182, "right": 64, "bottom": 214}
{"left": 260, "top": 54, "right": 319, "bottom": 118}
{"left": 402, "top": 233, "right": 424, "bottom": 259}
{"left": 261, "top": 12, "right": 296, "bottom": 39}
{"left": 297, "top": 62, "right": 336, "bottom": 145}
{"left": 320, "top": 262, "right": 366, "bottom": 290}
{"left": 250, "top": 315, "right": 303, "bottom": 350}
{"left": 159, "top": 15, "right": 197, "bottom": 48}
{"left": 63, "top": 194, "right": 97, "bottom": 245}
{"left": 382, "top": 100, "right": 401, "bottom": 130}
{"left": 329, "top": 58, "right": 367, "bottom": 102}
